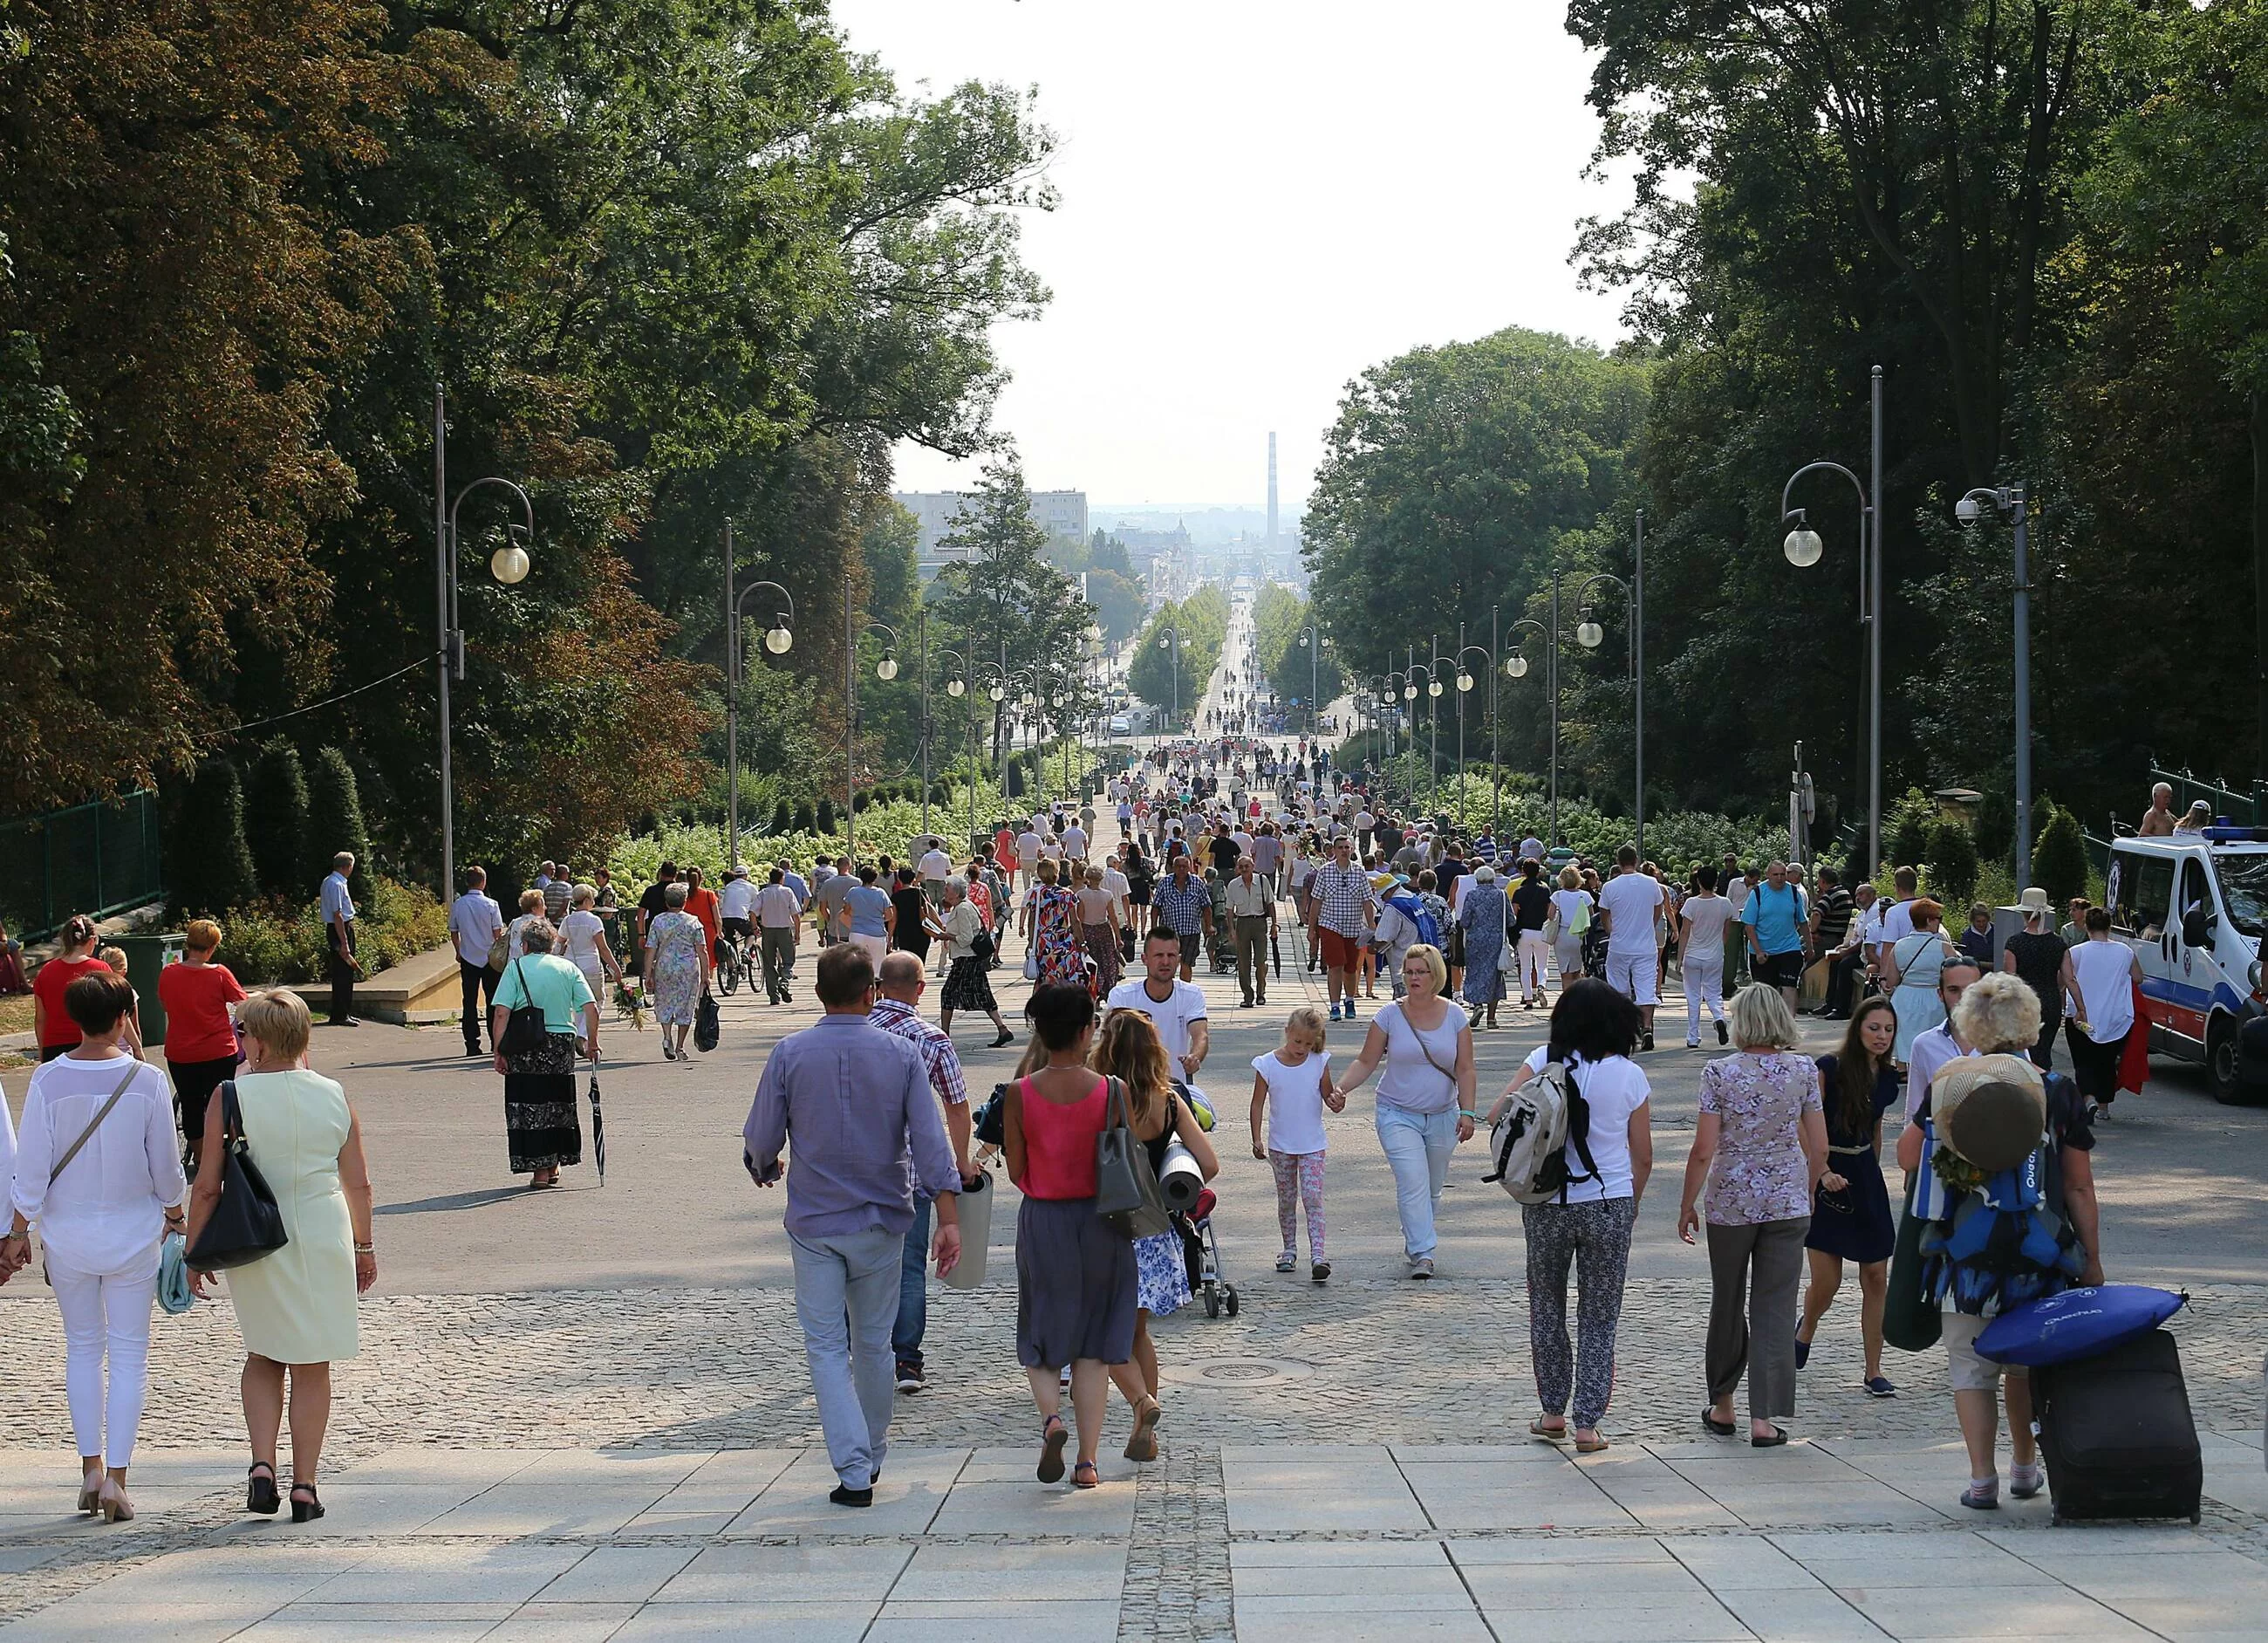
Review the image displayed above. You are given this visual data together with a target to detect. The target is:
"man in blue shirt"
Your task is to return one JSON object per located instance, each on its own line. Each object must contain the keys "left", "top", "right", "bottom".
{"left": 319, "top": 852, "right": 360, "bottom": 1026}
{"left": 1743, "top": 859, "right": 1812, "bottom": 1008}
{"left": 744, "top": 944, "right": 963, "bottom": 1507}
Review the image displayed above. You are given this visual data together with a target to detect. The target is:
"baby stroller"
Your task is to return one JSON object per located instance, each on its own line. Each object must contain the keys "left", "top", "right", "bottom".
{"left": 1178, "top": 1188, "right": 1238, "bottom": 1318}
{"left": 1170, "top": 1084, "right": 1239, "bottom": 1318}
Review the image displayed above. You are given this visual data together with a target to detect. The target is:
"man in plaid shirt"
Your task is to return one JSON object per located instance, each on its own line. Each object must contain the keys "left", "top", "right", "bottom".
{"left": 1307, "top": 834, "right": 1377, "bottom": 1022}
{"left": 870, "top": 952, "right": 974, "bottom": 1395}
{"left": 1151, "top": 855, "right": 1214, "bottom": 982}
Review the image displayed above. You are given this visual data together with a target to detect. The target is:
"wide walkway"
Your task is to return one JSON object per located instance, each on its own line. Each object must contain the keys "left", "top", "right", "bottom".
{"left": 7, "top": 730, "right": 2268, "bottom": 1635}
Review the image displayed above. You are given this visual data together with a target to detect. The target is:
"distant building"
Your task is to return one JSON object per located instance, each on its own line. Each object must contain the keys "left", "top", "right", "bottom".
{"left": 895, "top": 489, "right": 1089, "bottom": 576}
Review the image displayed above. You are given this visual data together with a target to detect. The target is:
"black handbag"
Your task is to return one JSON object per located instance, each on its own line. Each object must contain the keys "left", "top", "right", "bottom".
{"left": 970, "top": 927, "right": 996, "bottom": 962}
{"left": 694, "top": 990, "right": 721, "bottom": 1053}
{"left": 1882, "top": 1170, "right": 1943, "bottom": 1352}
{"left": 183, "top": 1082, "right": 289, "bottom": 1270}
{"left": 497, "top": 955, "right": 550, "bottom": 1057}
{"left": 1093, "top": 1077, "right": 1172, "bottom": 1239}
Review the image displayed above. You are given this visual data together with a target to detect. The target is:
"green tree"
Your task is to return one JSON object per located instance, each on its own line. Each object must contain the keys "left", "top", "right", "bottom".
{"left": 1084, "top": 567, "right": 1146, "bottom": 643}
{"left": 169, "top": 761, "right": 258, "bottom": 919}
{"left": 306, "top": 746, "right": 371, "bottom": 897}
{"left": 1924, "top": 816, "right": 1979, "bottom": 907}
{"left": 2033, "top": 800, "right": 2090, "bottom": 910}
{"left": 244, "top": 741, "right": 311, "bottom": 897}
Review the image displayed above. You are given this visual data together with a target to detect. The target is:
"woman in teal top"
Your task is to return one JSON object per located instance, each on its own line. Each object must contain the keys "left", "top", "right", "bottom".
{"left": 488, "top": 919, "right": 598, "bottom": 1188}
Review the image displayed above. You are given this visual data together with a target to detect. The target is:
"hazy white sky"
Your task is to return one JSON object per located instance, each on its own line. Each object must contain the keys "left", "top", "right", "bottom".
{"left": 832, "top": 0, "right": 1629, "bottom": 513}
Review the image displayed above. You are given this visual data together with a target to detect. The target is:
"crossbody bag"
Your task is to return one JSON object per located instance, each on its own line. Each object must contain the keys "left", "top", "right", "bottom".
{"left": 38, "top": 1059, "right": 146, "bottom": 1285}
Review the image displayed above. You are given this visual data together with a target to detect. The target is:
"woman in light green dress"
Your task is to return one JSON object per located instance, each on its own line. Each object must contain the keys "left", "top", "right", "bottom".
{"left": 186, "top": 988, "right": 374, "bottom": 1523}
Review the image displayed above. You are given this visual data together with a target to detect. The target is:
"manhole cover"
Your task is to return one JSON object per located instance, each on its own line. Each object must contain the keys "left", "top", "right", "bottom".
{"left": 1192, "top": 1357, "right": 1315, "bottom": 1388}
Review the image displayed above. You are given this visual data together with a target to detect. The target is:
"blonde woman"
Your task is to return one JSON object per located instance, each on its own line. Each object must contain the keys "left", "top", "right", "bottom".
{"left": 187, "top": 989, "right": 373, "bottom": 1523}
{"left": 1677, "top": 984, "right": 1829, "bottom": 1445}
{"left": 1329, "top": 944, "right": 1478, "bottom": 1279}
{"left": 556, "top": 883, "right": 624, "bottom": 1003}
{"left": 1549, "top": 866, "right": 1592, "bottom": 987}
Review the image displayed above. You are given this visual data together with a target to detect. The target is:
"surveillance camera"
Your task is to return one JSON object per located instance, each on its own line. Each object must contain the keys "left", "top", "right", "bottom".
{"left": 1955, "top": 496, "right": 1982, "bottom": 524}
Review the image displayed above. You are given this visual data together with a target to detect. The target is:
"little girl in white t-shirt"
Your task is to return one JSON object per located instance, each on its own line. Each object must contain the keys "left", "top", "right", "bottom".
{"left": 1250, "top": 1007, "right": 1341, "bottom": 1281}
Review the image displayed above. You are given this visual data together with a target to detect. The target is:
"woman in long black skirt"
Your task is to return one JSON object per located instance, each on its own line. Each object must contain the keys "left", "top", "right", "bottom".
{"left": 488, "top": 919, "right": 597, "bottom": 1188}
{"left": 1795, "top": 997, "right": 1901, "bottom": 1395}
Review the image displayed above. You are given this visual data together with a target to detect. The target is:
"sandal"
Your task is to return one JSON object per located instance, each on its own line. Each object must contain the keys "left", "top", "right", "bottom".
{"left": 247, "top": 1462, "right": 280, "bottom": 1516}
{"left": 1124, "top": 1396, "right": 1163, "bottom": 1463}
{"left": 1072, "top": 1460, "right": 1099, "bottom": 1489}
{"left": 1575, "top": 1432, "right": 1610, "bottom": 1454}
{"left": 1529, "top": 1418, "right": 1567, "bottom": 1442}
{"left": 1275, "top": 1252, "right": 1297, "bottom": 1273}
{"left": 1751, "top": 1427, "right": 1789, "bottom": 1448}
{"left": 1699, "top": 1409, "right": 1736, "bottom": 1437}
{"left": 1036, "top": 1417, "right": 1069, "bottom": 1483}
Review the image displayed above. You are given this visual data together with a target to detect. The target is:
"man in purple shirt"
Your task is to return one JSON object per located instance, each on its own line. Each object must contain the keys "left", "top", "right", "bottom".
{"left": 744, "top": 944, "right": 963, "bottom": 1507}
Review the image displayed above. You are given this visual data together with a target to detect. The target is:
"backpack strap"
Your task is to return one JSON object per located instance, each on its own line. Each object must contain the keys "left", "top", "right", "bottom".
{"left": 1554, "top": 1058, "right": 1602, "bottom": 1203}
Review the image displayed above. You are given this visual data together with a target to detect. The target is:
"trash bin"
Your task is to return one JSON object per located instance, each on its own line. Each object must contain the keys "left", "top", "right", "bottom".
{"left": 113, "top": 931, "right": 186, "bottom": 1046}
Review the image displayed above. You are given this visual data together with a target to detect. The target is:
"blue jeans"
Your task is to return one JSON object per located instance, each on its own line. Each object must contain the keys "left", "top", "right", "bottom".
{"left": 893, "top": 1196, "right": 930, "bottom": 1368}
{"left": 1375, "top": 1103, "right": 1458, "bottom": 1261}
{"left": 788, "top": 1227, "right": 902, "bottom": 1489}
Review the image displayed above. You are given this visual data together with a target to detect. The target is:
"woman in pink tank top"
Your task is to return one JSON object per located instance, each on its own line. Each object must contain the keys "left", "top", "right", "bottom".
{"left": 1005, "top": 984, "right": 1137, "bottom": 1489}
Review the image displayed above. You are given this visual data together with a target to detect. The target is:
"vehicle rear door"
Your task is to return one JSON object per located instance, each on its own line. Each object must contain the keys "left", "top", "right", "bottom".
{"left": 2110, "top": 843, "right": 2190, "bottom": 1057}
{"left": 2155, "top": 852, "right": 2215, "bottom": 1050}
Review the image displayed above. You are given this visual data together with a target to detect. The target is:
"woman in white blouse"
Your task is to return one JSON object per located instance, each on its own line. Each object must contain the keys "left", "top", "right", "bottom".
{"left": 1, "top": 969, "right": 187, "bottom": 1522}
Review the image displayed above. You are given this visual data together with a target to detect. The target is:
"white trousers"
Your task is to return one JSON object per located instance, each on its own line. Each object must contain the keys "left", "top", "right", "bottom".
{"left": 849, "top": 933, "right": 888, "bottom": 972}
{"left": 1606, "top": 950, "right": 1660, "bottom": 1008}
{"left": 1684, "top": 951, "right": 1726, "bottom": 1041}
{"left": 48, "top": 1257, "right": 155, "bottom": 1468}
{"left": 1516, "top": 931, "right": 1551, "bottom": 998}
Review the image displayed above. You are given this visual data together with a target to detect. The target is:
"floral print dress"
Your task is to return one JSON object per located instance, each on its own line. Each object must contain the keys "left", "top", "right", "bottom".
{"left": 1033, "top": 885, "right": 1087, "bottom": 989}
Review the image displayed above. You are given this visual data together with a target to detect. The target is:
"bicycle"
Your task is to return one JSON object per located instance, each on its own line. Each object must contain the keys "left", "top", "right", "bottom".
{"left": 715, "top": 930, "right": 747, "bottom": 996}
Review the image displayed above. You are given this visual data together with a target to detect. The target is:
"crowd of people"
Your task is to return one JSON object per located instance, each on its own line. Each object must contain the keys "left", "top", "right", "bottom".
{"left": 0, "top": 745, "right": 2148, "bottom": 1523}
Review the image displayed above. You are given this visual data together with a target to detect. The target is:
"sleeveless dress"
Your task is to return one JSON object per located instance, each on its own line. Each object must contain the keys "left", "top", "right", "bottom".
{"left": 1033, "top": 886, "right": 1087, "bottom": 988}
{"left": 1806, "top": 1055, "right": 1898, "bottom": 1263}
{"left": 1012, "top": 1074, "right": 1137, "bottom": 1366}
{"left": 1889, "top": 933, "right": 1951, "bottom": 1063}
{"left": 229, "top": 1070, "right": 359, "bottom": 1364}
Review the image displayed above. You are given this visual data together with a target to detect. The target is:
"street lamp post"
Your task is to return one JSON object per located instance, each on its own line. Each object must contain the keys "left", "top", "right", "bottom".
{"left": 1296, "top": 625, "right": 1321, "bottom": 740}
{"left": 1503, "top": 566, "right": 1573, "bottom": 848}
{"left": 721, "top": 519, "right": 796, "bottom": 869}
{"left": 433, "top": 383, "right": 536, "bottom": 901}
{"left": 1454, "top": 632, "right": 1494, "bottom": 837}
{"left": 1574, "top": 508, "right": 1644, "bottom": 859}
{"left": 937, "top": 646, "right": 974, "bottom": 851}
{"left": 848, "top": 618, "right": 902, "bottom": 864}
{"left": 1956, "top": 484, "right": 2035, "bottom": 886}
{"left": 1780, "top": 364, "right": 1884, "bottom": 875}
{"left": 1157, "top": 626, "right": 1188, "bottom": 732}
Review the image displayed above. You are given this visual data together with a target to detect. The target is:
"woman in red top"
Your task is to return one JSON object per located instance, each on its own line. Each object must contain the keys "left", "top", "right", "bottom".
{"left": 156, "top": 919, "right": 247, "bottom": 1167}
{"left": 1003, "top": 983, "right": 1137, "bottom": 1489}
{"left": 31, "top": 915, "right": 106, "bottom": 1062}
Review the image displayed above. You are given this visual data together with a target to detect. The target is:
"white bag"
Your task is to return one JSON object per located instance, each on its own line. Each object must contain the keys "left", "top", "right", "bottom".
{"left": 940, "top": 1169, "right": 992, "bottom": 1290}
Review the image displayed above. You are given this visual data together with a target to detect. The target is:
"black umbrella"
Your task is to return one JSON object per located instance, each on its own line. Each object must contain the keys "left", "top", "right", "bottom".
{"left": 587, "top": 1066, "right": 607, "bottom": 1184}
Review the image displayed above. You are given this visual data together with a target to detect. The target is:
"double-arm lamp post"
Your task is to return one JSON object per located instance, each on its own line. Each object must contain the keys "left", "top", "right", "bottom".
{"left": 1156, "top": 626, "right": 1189, "bottom": 732}
{"left": 1452, "top": 622, "right": 1499, "bottom": 839}
{"left": 848, "top": 620, "right": 903, "bottom": 863}
{"left": 1572, "top": 512, "right": 1643, "bottom": 860}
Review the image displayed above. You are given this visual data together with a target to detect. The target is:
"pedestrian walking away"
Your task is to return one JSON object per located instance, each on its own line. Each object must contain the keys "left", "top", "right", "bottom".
{"left": 755, "top": 868, "right": 803, "bottom": 1004}
{"left": 157, "top": 920, "right": 247, "bottom": 1169}
{"left": 1678, "top": 985, "right": 1829, "bottom": 1445}
{"left": 743, "top": 944, "right": 964, "bottom": 1507}
{"left": 320, "top": 853, "right": 362, "bottom": 1027}
{"left": 1597, "top": 847, "right": 1666, "bottom": 1050}
{"left": 489, "top": 918, "right": 598, "bottom": 1188}
{"left": 448, "top": 867, "right": 507, "bottom": 1057}
{"left": 1677, "top": 869, "right": 1733, "bottom": 1047}
{"left": 1329, "top": 945, "right": 1476, "bottom": 1278}
{"left": 643, "top": 883, "right": 712, "bottom": 1062}
{"left": 2000, "top": 888, "right": 2067, "bottom": 1070}
{"left": 2061, "top": 907, "right": 2142, "bottom": 1116}
{"left": 1003, "top": 984, "right": 1138, "bottom": 1489}
{"left": 870, "top": 953, "right": 978, "bottom": 1398}
{"left": 1488, "top": 979, "right": 1653, "bottom": 1453}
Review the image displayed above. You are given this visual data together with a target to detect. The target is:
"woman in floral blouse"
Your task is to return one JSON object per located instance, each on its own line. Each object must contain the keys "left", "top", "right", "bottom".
{"left": 1677, "top": 984, "right": 1830, "bottom": 1446}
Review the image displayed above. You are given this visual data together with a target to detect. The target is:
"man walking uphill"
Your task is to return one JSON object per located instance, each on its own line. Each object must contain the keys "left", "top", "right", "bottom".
{"left": 870, "top": 953, "right": 976, "bottom": 1395}
{"left": 743, "top": 945, "right": 963, "bottom": 1507}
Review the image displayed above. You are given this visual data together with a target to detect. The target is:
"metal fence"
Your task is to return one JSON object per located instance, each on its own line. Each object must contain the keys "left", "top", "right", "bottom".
{"left": 0, "top": 791, "right": 164, "bottom": 941}
{"left": 2147, "top": 764, "right": 2262, "bottom": 828}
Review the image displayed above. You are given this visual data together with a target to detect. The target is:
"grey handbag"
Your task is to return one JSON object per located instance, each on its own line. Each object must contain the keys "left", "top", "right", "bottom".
{"left": 1093, "top": 1077, "right": 1172, "bottom": 1239}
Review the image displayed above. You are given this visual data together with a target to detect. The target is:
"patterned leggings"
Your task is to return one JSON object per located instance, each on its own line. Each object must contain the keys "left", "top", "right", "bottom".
{"left": 1520, "top": 1196, "right": 1637, "bottom": 1430}
{"left": 1269, "top": 1149, "right": 1326, "bottom": 1260}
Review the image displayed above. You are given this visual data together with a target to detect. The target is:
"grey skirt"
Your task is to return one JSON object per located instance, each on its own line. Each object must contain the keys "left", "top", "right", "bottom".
{"left": 1015, "top": 1195, "right": 1137, "bottom": 1369}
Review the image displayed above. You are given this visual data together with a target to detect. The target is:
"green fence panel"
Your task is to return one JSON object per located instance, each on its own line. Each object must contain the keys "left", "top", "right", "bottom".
{"left": 0, "top": 791, "right": 164, "bottom": 941}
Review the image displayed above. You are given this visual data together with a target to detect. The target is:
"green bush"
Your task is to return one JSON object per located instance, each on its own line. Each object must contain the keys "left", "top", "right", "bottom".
{"left": 1924, "top": 816, "right": 1980, "bottom": 907}
{"left": 769, "top": 799, "right": 794, "bottom": 835}
{"left": 1973, "top": 791, "right": 2015, "bottom": 869}
{"left": 1887, "top": 786, "right": 1934, "bottom": 879}
{"left": 816, "top": 797, "right": 837, "bottom": 834}
{"left": 793, "top": 798, "right": 816, "bottom": 832}
{"left": 213, "top": 874, "right": 447, "bottom": 985}
{"left": 2033, "top": 800, "right": 2090, "bottom": 909}
{"left": 171, "top": 761, "right": 258, "bottom": 918}
{"left": 306, "top": 746, "right": 372, "bottom": 894}
{"left": 243, "top": 740, "right": 311, "bottom": 896}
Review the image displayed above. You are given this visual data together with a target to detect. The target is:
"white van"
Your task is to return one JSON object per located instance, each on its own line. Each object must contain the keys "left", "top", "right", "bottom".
{"left": 2104, "top": 831, "right": 2268, "bottom": 1101}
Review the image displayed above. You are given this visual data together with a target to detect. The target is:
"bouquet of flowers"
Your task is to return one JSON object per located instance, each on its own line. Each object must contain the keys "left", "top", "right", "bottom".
{"left": 612, "top": 976, "right": 649, "bottom": 1031}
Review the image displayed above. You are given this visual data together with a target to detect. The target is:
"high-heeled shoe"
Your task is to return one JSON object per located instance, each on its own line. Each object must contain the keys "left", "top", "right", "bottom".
{"left": 247, "top": 1463, "right": 280, "bottom": 1516}
{"left": 289, "top": 1482, "right": 324, "bottom": 1523}
{"left": 96, "top": 1479, "right": 133, "bottom": 1522}
{"left": 77, "top": 1475, "right": 101, "bottom": 1516}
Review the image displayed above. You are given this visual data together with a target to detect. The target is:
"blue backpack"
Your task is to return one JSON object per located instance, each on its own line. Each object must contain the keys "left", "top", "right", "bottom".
{"left": 1385, "top": 890, "right": 1443, "bottom": 950}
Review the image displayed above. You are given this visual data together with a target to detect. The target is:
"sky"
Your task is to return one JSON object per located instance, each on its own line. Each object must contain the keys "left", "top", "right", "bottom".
{"left": 830, "top": 0, "right": 1629, "bottom": 516}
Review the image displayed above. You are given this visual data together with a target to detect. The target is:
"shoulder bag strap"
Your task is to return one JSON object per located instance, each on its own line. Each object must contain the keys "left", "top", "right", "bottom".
{"left": 48, "top": 1059, "right": 143, "bottom": 1182}
{"left": 1406, "top": 1006, "right": 1459, "bottom": 1087}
